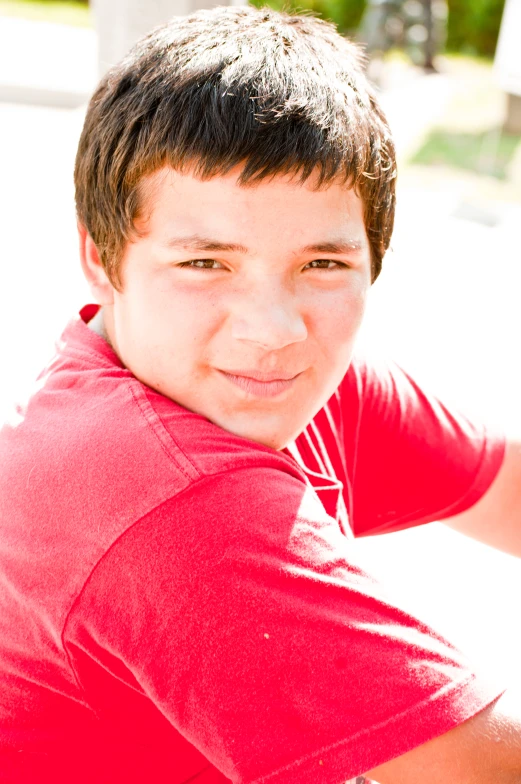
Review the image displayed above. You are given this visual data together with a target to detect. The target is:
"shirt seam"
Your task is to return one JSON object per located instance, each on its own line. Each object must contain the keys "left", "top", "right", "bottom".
{"left": 61, "top": 342, "right": 202, "bottom": 483}
{"left": 60, "top": 465, "right": 308, "bottom": 699}
{"left": 128, "top": 379, "right": 201, "bottom": 483}
{"left": 60, "top": 344, "right": 118, "bottom": 370}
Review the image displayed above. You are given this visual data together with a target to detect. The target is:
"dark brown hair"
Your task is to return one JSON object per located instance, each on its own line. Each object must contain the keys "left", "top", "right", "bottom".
{"left": 75, "top": 6, "right": 396, "bottom": 287}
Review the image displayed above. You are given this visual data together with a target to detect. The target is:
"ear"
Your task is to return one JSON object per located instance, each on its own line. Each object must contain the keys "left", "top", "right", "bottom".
{"left": 78, "top": 222, "right": 115, "bottom": 305}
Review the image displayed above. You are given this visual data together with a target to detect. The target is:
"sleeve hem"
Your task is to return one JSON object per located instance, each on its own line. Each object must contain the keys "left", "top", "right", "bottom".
{"left": 434, "top": 425, "right": 506, "bottom": 519}
{"left": 250, "top": 675, "right": 505, "bottom": 784}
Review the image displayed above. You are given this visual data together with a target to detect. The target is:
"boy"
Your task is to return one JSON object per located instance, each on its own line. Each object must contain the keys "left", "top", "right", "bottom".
{"left": 0, "top": 6, "right": 520, "bottom": 782}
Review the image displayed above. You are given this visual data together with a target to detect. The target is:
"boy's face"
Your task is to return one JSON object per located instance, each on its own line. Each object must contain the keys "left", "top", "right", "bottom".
{"left": 98, "top": 166, "right": 372, "bottom": 450}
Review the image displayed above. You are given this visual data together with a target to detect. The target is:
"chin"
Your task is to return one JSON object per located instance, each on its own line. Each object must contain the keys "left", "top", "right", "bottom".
{"left": 253, "top": 434, "right": 289, "bottom": 451}
{"left": 224, "top": 419, "right": 297, "bottom": 451}
{"left": 210, "top": 405, "right": 308, "bottom": 451}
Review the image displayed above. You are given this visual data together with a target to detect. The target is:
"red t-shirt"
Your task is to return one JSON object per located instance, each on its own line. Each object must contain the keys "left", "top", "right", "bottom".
{"left": 0, "top": 305, "right": 505, "bottom": 783}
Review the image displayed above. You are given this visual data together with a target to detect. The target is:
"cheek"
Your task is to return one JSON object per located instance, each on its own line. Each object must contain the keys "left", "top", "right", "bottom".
{"left": 127, "top": 273, "right": 220, "bottom": 335}
{"left": 310, "top": 283, "right": 369, "bottom": 348}
{"left": 130, "top": 281, "right": 227, "bottom": 381}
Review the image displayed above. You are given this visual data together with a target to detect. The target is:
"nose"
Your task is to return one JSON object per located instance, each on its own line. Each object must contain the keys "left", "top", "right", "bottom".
{"left": 230, "top": 283, "right": 307, "bottom": 350}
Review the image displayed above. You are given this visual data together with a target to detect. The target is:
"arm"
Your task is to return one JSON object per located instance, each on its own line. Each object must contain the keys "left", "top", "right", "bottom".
{"left": 65, "top": 467, "right": 510, "bottom": 784}
{"left": 367, "top": 688, "right": 521, "bottom": 784}
{"left": 443, "top": 439, "right": 521, "bottom": 558}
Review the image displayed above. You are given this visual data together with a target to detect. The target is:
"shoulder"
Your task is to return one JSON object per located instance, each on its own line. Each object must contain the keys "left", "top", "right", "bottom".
{"left": 0, "top": 318, "right": 312, "bottom": 621}
{"left": 337, "top": 352, "right": 506, "bottom": 535}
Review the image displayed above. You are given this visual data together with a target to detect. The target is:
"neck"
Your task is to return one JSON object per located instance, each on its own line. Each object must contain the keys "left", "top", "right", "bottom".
{"left": 87, "top": 307, "right": 110, "bottom": 345}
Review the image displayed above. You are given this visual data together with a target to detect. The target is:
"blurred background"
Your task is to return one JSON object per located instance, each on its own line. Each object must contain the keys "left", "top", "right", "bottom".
{"left": 0, "top": 0, "right": 520, "bottom": 689}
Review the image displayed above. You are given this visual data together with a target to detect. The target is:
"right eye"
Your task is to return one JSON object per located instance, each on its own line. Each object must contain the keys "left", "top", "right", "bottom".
{"left": 178, "top": 259, "right": 225, "bottom": 270}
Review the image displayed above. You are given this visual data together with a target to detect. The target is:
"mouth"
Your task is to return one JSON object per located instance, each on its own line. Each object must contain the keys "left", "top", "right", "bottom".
{"left": 217, "top": 369, "right": 302, "bottom": 399}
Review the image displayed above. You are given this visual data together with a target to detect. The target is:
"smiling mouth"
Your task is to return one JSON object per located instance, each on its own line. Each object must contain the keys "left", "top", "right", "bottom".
{"left": 217, "top": 370, "right": 302, "bottom": 398}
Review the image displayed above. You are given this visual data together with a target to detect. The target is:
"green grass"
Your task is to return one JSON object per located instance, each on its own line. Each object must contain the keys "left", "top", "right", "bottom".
{"left": 411, "top": 128, "right": 521, "bottom": 181}
{"left": 0, "top": 0, "right": 91, "bottom": 27}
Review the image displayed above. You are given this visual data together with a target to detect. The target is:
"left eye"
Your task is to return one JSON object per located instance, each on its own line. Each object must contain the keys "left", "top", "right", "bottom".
{"left": 304, "top": 260, "right": 346, "bottom": 270}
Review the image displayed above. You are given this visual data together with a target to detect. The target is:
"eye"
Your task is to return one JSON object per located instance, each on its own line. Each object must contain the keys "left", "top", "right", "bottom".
{"left": 303, "top": 260, "right": 348, "bottom": 271}
{"left": 178, "top": 259, "right": 225, "bottom": 270}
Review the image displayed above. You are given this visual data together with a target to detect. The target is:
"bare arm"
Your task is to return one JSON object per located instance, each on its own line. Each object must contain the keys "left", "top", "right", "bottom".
{"left": 366, "top": 440, "right": 521, "bottom": 781}
{"left": 443, "top": 440, "right": 521, "bottom": 558}
{"left": 366, "top": 688, "right": 521, "bottom": 783}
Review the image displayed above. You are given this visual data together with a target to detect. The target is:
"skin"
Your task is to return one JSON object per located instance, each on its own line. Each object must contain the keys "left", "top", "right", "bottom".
{"left": 80, "top": 164, "right": 521, "bottom": 781}
{"left": 80, "top": 165, "right": 372, "bottom": 450}
{"left": 367, "top": 688, "right": 521, "bottom": 783}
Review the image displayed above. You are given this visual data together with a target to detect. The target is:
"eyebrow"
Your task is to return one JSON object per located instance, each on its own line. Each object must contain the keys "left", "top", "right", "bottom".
{"left": 161, "top": 234, "right": 363, "bottom": 255}
{"left": 161, "top": 235, "right": 249, "bottom": 254}
{"left": 298, "top": 240, "right": 363, "bottom": 254}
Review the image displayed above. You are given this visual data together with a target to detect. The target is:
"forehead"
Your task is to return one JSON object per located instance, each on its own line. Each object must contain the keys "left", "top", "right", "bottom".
{"left": 135, "top": 165, "right": 366, "bottom": 246}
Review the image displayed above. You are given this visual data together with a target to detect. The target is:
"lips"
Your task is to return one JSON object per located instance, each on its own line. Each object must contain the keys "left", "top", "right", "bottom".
{"left": 217, "top": 369, "right": 302, "bottom": 398}
{"left": 220, "top": 369, "right": 300, "bottom": 382}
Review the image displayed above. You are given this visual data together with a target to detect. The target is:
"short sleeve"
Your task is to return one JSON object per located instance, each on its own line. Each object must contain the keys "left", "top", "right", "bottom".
{"left": 64, "top": 468, "right": 503, "bottom": 784}
{"left": 340, "top": 356, "right": 506, "bottom": 537}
